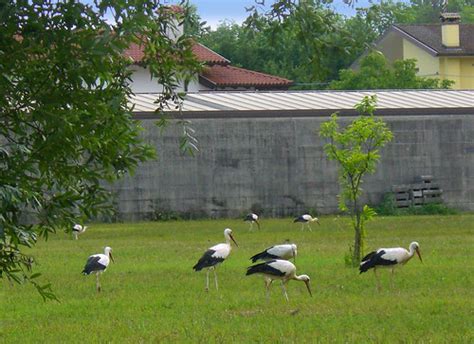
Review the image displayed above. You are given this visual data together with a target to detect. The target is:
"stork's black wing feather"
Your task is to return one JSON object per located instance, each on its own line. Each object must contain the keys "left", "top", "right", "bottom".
{"left": 244, "top": 214, "right": 252, "bottom": 221}
{"left": 359, "top": 250, "right": 397, "bottom": 274}
{"left": 246, "top": 260, "right": 286, "bottom": 277}
{"left": 293, "top": 216, "right": 304, "bottom": 223}
{"left": 361, "top": 250, "right": 377, "bottom": 263}
{"left": 82, "top": 256, "right": 106, "bottom": 275}
{"left": 250, "top": 247, "right": 278, "bottom": 263}
{"left": 193, "top": 249, "right": 224, "bottom": 271}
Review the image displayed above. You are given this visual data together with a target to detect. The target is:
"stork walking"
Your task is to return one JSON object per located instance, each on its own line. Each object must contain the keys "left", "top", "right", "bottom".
{"left": 193, "top": 228, "right": 238, "bottom": 292}
{"left": 293, "top": 214, "right": 320, "bottom": 231}
{"left": 82, "top": 246, "right": 114, "bottom": 292}
{"left": 244, "top": 213, "right": 260, "bottom": 230}
{"left": 359, "top": 241, "right": 422, "bottom": 291}
{"left": 72, "top": 224, "right": 87, "bottom": 240}
{"left": 246, "top": 259, "right": 312, "bottom": 301}
{"left": 250, "top": 243, "right": 297, "bottom": 263}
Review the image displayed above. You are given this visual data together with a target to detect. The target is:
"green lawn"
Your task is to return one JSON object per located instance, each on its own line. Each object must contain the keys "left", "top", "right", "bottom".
{"left": 2, "top": 215, "right": 473, "bottom": 343}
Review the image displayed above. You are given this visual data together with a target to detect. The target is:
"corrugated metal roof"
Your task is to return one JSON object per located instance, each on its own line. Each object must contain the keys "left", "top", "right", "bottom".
{"left": 130, "top": 90, "right": 474, "bottom": 113}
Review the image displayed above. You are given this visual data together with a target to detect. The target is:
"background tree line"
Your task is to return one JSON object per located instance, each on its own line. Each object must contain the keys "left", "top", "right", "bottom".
{"left": 188, "top": 0, "right": 474, "bottom": 89}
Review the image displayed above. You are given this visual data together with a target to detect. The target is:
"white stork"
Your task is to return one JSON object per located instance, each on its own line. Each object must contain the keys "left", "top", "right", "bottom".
{"left": 82, "top": 246, "right": 114, "bottom": 292}
{"left": 72, "top": 224, "right": 87, "bottom": 240}
{"left": 359, "top": 241, "right": 423, "bottom": 290}
{"left": 246, "top": 259, "right": 312, "bottom": 301}
{"left": 250, "top": 243, "right": 297, "bottom": 263}
{"left": 193, "top": 228, "right": 238, "bottom": 292}
{"left": 244, "top": 213, "right": 260, "bottom": 230}
{"left": 293, "top": 214, "right": 320, "bottom": 231}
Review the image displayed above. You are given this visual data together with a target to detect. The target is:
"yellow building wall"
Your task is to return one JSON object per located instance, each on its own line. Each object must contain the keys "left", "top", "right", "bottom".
{"left": 460, "top": 58, "right": 474, "bottom": 89}
{"left": 439, "top": 58, "right": 462, "bottom": 89}
{"left": 402, "top": 39, "right": 440, "bottom": 77}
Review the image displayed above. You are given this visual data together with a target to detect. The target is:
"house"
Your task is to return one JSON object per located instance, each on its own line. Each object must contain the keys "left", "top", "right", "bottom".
{"left": 124, "top": 39, "right": 292, "bottom": 93}
{"left": 353, "top": 13, "right": 474, "bottom": 89}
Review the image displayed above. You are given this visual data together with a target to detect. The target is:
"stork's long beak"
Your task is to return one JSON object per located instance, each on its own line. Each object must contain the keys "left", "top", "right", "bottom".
{"left": 255, "top": 220, "right": 261, "bottom": 230}
{"left": 316, "top": 219, "right": 320, "bottom": 225}
{"left": 230, "top": 234, "right": 238, "bottom": 248}
{"left": 110, "top": 252, "right": 115, "bottom": 263}
{"left": 305, "top": 281, "right": 312, "bottom": 297}
{"left": 416, "top": 248, "right": 422, "bottom": 263}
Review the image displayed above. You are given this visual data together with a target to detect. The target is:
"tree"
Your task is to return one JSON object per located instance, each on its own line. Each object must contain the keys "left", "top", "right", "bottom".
{"left": 201, "top": 1, "right": 351, "bottom": 87}
{"left": 0, "top": 0, "right": 200, "bottom": 300}
{"left": 329, "top": 51, "right": 454, "bottom": 90}
{"left": 319, "top": 96, "right": 393, "bottom": 266}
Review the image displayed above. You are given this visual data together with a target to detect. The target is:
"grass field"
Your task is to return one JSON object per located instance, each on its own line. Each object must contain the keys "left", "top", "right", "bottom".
{"left": 1, "top": 215, "right": 473, "bottom": 343}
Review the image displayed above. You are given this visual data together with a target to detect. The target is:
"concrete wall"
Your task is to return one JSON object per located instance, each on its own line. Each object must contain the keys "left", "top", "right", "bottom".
{"left": 110, "top": 112, "right": 474, "bottom": 220}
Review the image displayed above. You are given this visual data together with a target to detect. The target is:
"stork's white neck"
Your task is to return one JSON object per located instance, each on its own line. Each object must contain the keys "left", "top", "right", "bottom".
{"left": 408, "top": 246, "right": 415, "bottom": 257}
{"left": 223, "top": 232, "right": 231, "bottom": 246}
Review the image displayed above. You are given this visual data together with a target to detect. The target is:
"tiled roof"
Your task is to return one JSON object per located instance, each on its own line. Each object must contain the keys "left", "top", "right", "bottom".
{"left": 123, "top": 41, "right": 229, "bottom": 65}
{"left": 191, "top": 42, "right": 230, "bottom": 65}
{"left": 200, "top": 65, "right": 292, "bottom": 89}
{"left": 394, "top": 24, "right": 474, "bottom": 56}
{"left": 124, "top": 42, "right": 145, "bottom": 63}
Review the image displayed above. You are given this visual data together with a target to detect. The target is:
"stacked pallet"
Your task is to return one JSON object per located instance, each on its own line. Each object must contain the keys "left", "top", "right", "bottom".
{"left": 392, "top": 175, "right": 442, "bottom": 208}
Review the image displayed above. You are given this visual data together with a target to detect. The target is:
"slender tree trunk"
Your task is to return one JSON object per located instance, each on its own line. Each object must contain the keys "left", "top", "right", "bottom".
{"left": 352, "top": 195, "right": 362, "bottom": 266}
{"left": 353, "top": 216, "right": 362, "bottom": 266}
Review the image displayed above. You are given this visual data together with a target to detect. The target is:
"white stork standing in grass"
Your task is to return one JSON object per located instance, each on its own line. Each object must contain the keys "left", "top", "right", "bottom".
{"left": 82, "top": 246, "right": 114, "bottom": 292}
{"left": 72, "top": 224, "right": 87, "bottom": 240}
{"left": 359, "top": 241, "right": 423, "bottom": 291}
{"left": 244, "top": 213, "right": 260, "bottom": 231}
{"left": 193, "top": 228, "right": 238, "bottom": 292}
{"left": 250, "top": 243, "right": 297, "bottom": 263}
{"left": 293, "top": 214, "right": 320, "bottom": 231}
{"left": 246, "top": 259, "right": 312, "bottom": 301}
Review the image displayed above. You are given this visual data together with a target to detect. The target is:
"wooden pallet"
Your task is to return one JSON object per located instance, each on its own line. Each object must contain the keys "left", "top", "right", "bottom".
{"left": 392, "top": 176, "right": 443, "bottom": 208}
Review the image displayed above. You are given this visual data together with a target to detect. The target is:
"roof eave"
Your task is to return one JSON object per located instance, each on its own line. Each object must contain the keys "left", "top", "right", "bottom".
{"left": 198, "top": 75, "right": 218, "bottom": 90}
{"left": 196, "top": 42, "right": 230, "bottom": 65}
{"left": 392, "top": 25, "right": 440, "bottom": 56}
{"left": 212, "top": 82, "right": 292, "bottom": 88}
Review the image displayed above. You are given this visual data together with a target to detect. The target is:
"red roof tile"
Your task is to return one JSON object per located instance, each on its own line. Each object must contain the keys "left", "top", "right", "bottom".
{"left": 124, "top": 41, "right": 229, "bottom": 65}
{"left": 200, "top": 65, "right": 292, "bottom": 89}
{"left": 124, "top": 41, "right": 291, "bottom": 89}
{"left": 124, "top": 42, "right": 145, "bottom": 63}
{"left": 191, "top": 42, "right": 229, "bottom": 65}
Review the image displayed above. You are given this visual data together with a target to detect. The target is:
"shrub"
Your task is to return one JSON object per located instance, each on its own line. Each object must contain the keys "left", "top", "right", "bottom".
{"left": 375, "top": 193, "right": 459, "bottom": 216}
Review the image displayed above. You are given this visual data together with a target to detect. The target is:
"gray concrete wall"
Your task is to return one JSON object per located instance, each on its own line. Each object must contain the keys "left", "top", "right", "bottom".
{"left": 110, "top": 113, "right": 474, "bottom": 220}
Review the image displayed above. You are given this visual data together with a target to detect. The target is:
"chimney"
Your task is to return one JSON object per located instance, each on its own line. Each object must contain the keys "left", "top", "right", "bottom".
{"left": 440, "top": 13, "right": 461, "bottom": 48}
{"left": 159, "top": 5, "right": 184, "bottom": 42}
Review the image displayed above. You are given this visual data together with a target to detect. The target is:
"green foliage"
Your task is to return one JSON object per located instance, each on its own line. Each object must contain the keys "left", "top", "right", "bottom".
{"left": 198, "top": 1, "right": 472, "bottom": 89}
{"left": 320, "top": 96, "right": 393, "bottom": 265}
{"left": 406, "top": 203, "right": 459, "bottom": 215}
{"left": 0, "top": 0, "right": 200, "bottom": 299}
{"left": 201, "top": 1, "right": 351, "bottom": 86}
{"left": 330, "top": 51, "right": 454, "bottom": 90}
{"left": 375, "top": 193, "right": 400, "bottom": 216}
{"left": 375, "top": 194, "right": 459, "bottom": 216}
{"left": 2, "top": 217, "right": 474, "bottom": 342}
